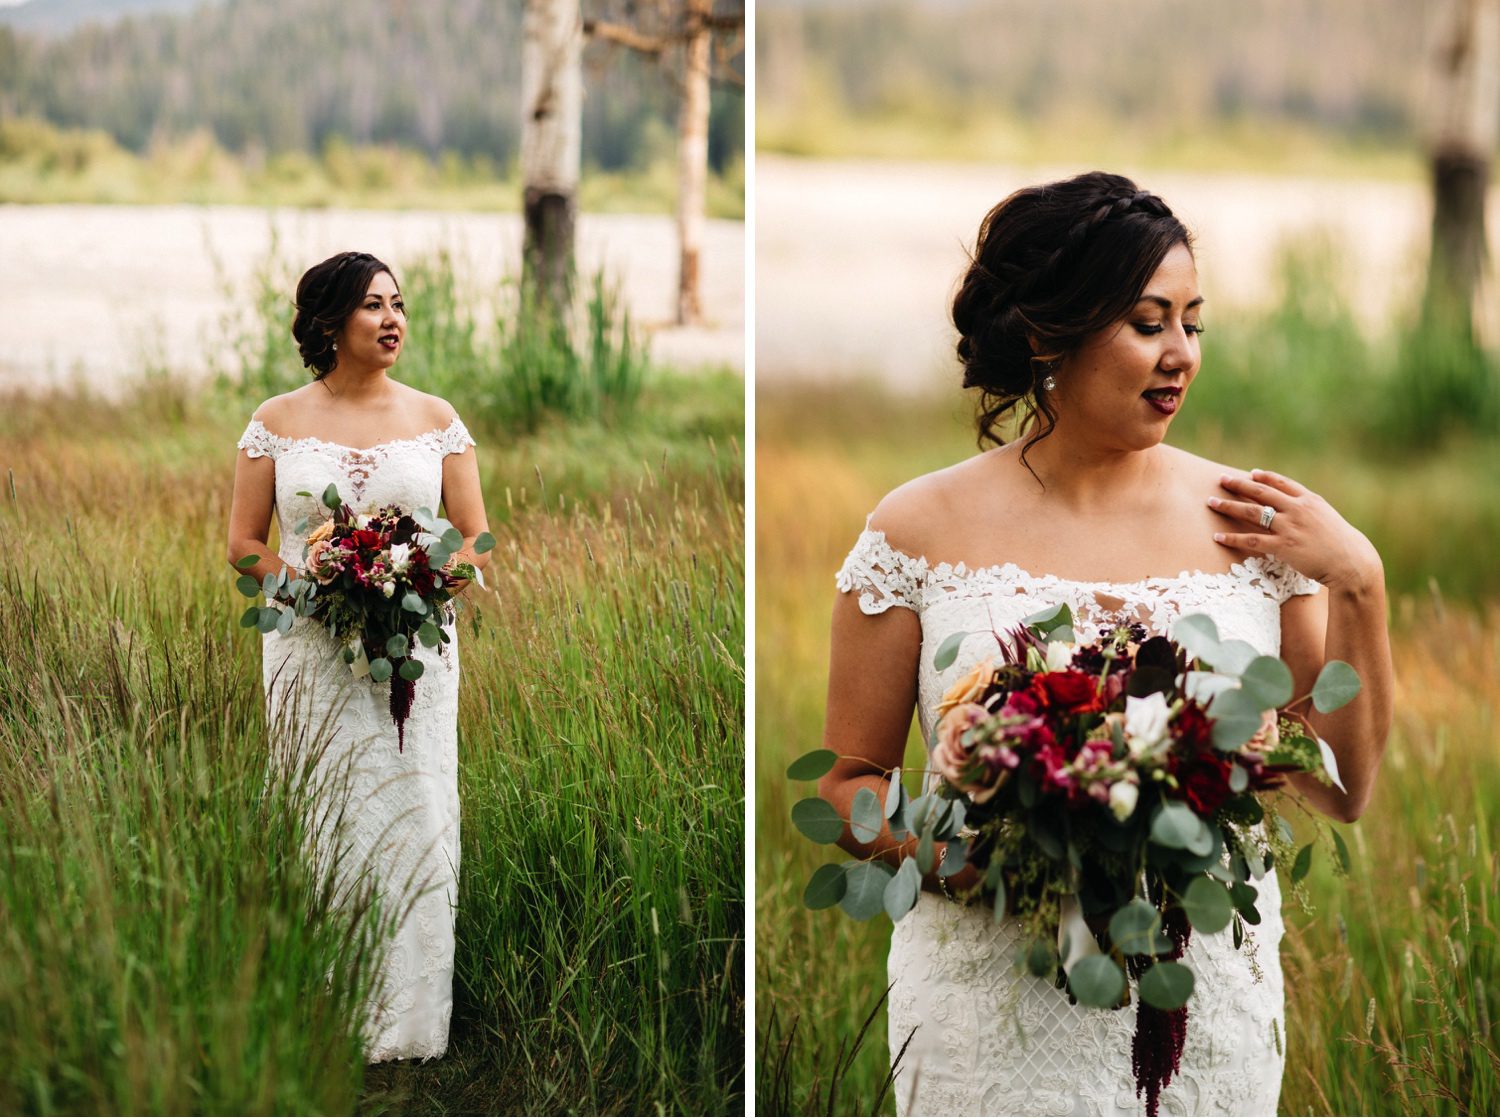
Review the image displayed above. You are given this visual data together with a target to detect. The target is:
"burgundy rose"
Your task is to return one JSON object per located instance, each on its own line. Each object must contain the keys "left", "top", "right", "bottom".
{"left": 1182, "top": 755, "right": 1232, "bottom": 815}
{"left": 1030, "top": 670, "right": 1102, "bottom": 715}
{"left": 1173, "top": 701, "right": 1214, "bottom": 751}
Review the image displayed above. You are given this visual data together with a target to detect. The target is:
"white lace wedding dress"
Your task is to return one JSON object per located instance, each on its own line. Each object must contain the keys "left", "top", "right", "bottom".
{"left": 836, "top": 527, "right": 1323, "bottom": 1117}
{"left": 237, "top": 414, "right": 476, "bottom": 1062}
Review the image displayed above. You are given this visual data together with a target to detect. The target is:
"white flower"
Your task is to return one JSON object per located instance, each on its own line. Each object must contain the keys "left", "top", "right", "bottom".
{"left": 356, "top": 514, "right": 372, "bottom": 529}
{"left": 1124, "top": 692, "right": 1172, "bottom": 756}
{"left": 1109, "top": 780, "right": 1140, "bottom": 822}
{"left": 381, "top": 580, "right": 396, "bottom": 598}
{"left": 1045, "top": 640, "right": 1074, "bottom": 672}
{"left": 388, "top": 542, "right": 412, "bottom": 572}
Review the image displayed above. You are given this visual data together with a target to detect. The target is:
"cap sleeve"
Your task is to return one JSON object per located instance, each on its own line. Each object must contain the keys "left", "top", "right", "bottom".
{"left": 835, "top": 527, "right": 926, "bottom": 615}
{"left": 1255, "top": 554, "right": 1323, "bottom": 603}
{"left": 237, "top": 419, "right": 289, "bottom": 460}
{"left": 439, "top": 415, "right": 476, "bottom": 456}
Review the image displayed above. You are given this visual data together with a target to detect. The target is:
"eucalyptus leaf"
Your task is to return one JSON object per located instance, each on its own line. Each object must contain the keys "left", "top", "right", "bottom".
{"left": 851, "top": 788, "right": 884, "bottom": 844}
{"left": 275, "top": 607, "right": 294, "bottom": 635}
{"left": 933, "top": 799, "right": 967, "bottom": 841}
{"left": 1173, "top": 613, "right": 1221, "bottom": 665}
{"left": 791, "top": 798, "right": 845, "bottom": 844}
{"left": 235, "top": 575, "right": 260, "bottom": 599}
{"left": 233, "top": 554, "right": 260, "bottom": 570}
{"left": 418, "top": 622, "right": 442, "bottom": 647}
{"left": 255, "top": 607, "right": 280, "bottom": 634}
{"left": 803, "top": 864, "right": 847, "bottom": 910}
{"left": 938, "top": 838, "right": 969, "bottom": 878}
{"left": 1181, "top": 876, "right": 1234, "bottom": 934}
{"left": 474, "top": 531, "right": 496, "bottom": 554}
{"left": 1022, "top": 602, "right": 1073, "bottom": 637}
{"left": 1229, "top": 880, "right": 1260, "bottom": 920}
{"left": 1209, "top": 687, "right": 1266, "bottom": 751}
{"left": 386, "top": 634, "right": 410, "bottom": 658}
{"left": 1138, "top": 961, "right": 1195, "bottom": 1011}
{"left": 402, "top": 593, "right": 428, "bottom": 615}
{"left": 1150, "top": 802, "right": 1202, "bottom": 850}
{"left": 1068, "top": 955, "right": 1126, "bottom": 1008}
{"left": 991, "top": 867, "right": 1007, "bottom": 921}
{"left": 321, "top": 483, "right": 342, "bottom": 510}
{"left": 883, "top": 858, "right": 921, "bottom": 921}
{"left": 368, "top": 657, "right": 393, "bottom": 683}
{"left": 884, "top": 769, "right": 903, "bottom": 818}
{"left": 261, "top": 572, "right": 278, "bottom": 596}
{"left": 238, "top": 606, "right": 259, "bottom": 628}
{"left": 1108, "top": 899, "right": 1164, "bottom": 956}
{"left": 412, "top": 507, "right": 439, "bottom": 531}
{"left": 427, "top": 546, "right": 453, "bottom": 571}
{"left": 1311, "top": 660, "right": 1361, "bottom": 713}
{"left": 1332, "top": 828, "right": 1352, "bottom": 873}
{"left": 1024, "top": 939, "right": 1056, "bottom": 977}
{"left": 840, "top": 861, "right": 895, "bottom": 921}
{"left": 932, "top": 630, "right": 971, "bottom": 672}
{"left": 293, "top": 518, "right": 309, "bottom": 535}
{"left": 916, "top": 829, "right": 935, "bottom": 875}
{"left": 1290, "top": 843, "right": 1314, "bottom": 884}
{"left": 1239, "top": 656, "right": 1294, "bottom": 709}
{"left": 398, "top": 658, "right": 424, "bottom": 681}
{"left": 1212, "top": 639, "right": 1261, "bottom": 676}
{"left": 786, "top": 750, "right": 838, "bottom": 781}
{"left": 1228, "top": 764, "right": 1249, "bottom": 794}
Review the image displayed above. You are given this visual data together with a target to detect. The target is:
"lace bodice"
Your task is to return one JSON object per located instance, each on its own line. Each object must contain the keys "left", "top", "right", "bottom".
{"left": 237, "top": 416, "right": 476, "bottom": 569}
{"left": 836, "top": 525, "right": 1322, "bottom": 1116}
{"left": 836, "top": 527, "right": 1321, "bottom": 749}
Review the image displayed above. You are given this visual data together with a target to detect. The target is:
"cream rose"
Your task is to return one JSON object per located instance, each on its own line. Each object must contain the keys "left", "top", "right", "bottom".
{"left": 932, "top": 702, "right": 989, "bottom": 789}
{"left": 937, "top": 658, "right": 995, "bottom": 717}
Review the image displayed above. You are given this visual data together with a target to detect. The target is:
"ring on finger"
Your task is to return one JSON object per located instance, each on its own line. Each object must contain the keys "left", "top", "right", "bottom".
{"left": 1259, "top": 505, "right": 1276, "bottom": 529}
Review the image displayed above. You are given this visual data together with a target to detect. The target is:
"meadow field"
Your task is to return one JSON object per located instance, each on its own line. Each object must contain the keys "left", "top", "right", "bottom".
{"left": 0, "top": 260, "right": 745, "bottom": 1115}
{"left": 754, "top": 279, "right": 1500, "bottom": 1114}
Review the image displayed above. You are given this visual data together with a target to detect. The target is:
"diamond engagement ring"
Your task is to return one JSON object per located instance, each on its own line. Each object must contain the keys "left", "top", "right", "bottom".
{"left": 1259, "top": 505, "right": 1276, "bottom": 529}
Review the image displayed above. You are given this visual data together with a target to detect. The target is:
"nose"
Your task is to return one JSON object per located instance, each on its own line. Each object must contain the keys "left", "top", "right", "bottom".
{"left": 1159, "top": 323, "right": 1196, "bottom": 374}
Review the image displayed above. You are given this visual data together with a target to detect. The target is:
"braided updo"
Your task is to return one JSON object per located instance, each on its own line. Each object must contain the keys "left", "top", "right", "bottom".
{"left": 291, "top": 251, "right": 400, "bottom": 379}
{"left": 952, "top": 171, "right": 1190, "bottom": 465}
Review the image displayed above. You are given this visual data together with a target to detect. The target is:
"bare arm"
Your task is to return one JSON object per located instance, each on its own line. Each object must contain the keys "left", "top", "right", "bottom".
{"left": 817, "top": 591, "right": 982, "bottom": 895}
{"left": 438, "top": 437, "right": 490, "bottom": 598}
{"left": 225, "top": 449, "right": 299, "bottom": 584}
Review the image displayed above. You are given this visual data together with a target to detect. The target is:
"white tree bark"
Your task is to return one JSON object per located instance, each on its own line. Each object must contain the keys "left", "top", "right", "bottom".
{"left": 675, "top": 0, "right": 712, "bottom": 326}
{"left": 521, "top": 0, "right": 583, "bottom": 312}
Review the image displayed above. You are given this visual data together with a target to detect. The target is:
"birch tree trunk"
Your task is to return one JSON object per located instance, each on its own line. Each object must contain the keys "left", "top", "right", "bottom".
{"left": 675, "top": 0, "right": 712, "bottom": 326}
{"left": 521, "top": 0, "right": 583, "bottom": 314}
{"left": 1423, "top": 0, "right": 1500, "bottom": 337}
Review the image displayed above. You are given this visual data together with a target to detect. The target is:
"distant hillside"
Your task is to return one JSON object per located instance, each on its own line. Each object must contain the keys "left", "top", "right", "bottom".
{"left": 759, "top": 0, "right": 1425, "bottom": 153}
{"left": 0, "top": 0, "right": 745, "bottom": 173}
{"left": 0, "top": 0, "right": 220, "bottom": 36}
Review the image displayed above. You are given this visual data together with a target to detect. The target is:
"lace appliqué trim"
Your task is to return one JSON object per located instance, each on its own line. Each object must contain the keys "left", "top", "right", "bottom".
{"left": 836, "top": 527, "right": 1322, "bottom": 620}
{"left": 236, "top": 415, "right": 478, "bottom": 461}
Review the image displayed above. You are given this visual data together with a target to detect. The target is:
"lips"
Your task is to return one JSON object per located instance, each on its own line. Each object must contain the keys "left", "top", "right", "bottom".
{"left": 1142, "top": 385, "right": 1181, "bottom": 416}
{"left": 379, "top": 334, "right": 400, "bottom": 349}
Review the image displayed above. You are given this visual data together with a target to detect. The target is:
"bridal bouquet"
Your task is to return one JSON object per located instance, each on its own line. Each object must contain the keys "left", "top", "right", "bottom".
{"left": 787, "top": 606, "right": 1360, "bottom": 1115}
{"left": 234, "top": 483, "right": 495, "bottom": 751}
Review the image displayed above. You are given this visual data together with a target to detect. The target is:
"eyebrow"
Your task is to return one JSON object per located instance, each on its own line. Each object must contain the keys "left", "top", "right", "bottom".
{"left": 1137, "top": 294, "right": 1204, "bottom": 310}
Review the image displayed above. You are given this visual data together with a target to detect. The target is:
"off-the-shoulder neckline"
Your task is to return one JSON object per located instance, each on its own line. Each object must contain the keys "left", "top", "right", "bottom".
{"left": 242, "top": 414, "right": 465, "bottom": 454}
{"left": 854, "top": 526, "right": 1300, "bottom": 591}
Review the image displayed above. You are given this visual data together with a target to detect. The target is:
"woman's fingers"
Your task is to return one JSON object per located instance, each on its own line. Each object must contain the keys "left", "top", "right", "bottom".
{"left": 1208, "top": 497, "right": 1271, "bottom": 525}
{"left": 1213, "top": 531, "right": 1270, "bottom": 552}
{"left": 1218, "top": 473, "right": 1291, "bottom": 509}
{"left": 1248, "top": 467, "right": 1308, "bottom": 497}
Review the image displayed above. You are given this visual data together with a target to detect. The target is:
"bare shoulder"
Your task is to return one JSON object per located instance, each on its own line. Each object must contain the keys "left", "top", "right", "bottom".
{"left": 249, "top": 389, "right": 309, "bottom": 431}
{"left": 866, "top": 452, "right": 997, "bottom": 557}
{"left": 397, "top": 384, "right": 460, "bottom": 429}
{"left": 1159, "top": 443, "right": 1249, "bottom": 491}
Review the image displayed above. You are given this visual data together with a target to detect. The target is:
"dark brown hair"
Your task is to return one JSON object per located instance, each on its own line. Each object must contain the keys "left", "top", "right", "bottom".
{"left": 952, "top": 171, "right": 1191, "bottom": 466}
{"left": 291, "top": 251, "right": 400, "bottom": 378}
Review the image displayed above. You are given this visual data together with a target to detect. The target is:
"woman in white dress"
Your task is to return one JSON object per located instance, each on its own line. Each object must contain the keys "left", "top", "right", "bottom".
{"left": 225, "top": 251, "right": 491, "bottom": 1062}
{"left": 821, "top": 173, "right": 1395, "bottom": 1116}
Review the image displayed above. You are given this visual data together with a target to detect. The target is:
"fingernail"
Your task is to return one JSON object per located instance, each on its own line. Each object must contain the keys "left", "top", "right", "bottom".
{"left": 1207, "top": 497, "right": 1220, "bottom": 508}
{"left": 1213, "top": 533, "right": 1226, "bottom": 542}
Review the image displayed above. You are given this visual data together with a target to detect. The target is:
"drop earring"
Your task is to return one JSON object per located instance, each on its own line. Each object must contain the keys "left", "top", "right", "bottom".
{"left": 1041, "top": 372, "right": 1057, "bottom": 392}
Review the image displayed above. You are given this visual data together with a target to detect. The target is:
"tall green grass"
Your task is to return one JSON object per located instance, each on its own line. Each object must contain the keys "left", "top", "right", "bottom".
{"left": 0, "top": 323, "right": 744, "bottom": 1112}
{"left": 753, "top": 371, "right": 1499, "bottom": 1115}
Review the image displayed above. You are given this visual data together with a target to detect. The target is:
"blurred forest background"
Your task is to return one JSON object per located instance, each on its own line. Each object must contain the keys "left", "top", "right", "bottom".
{"left": 757, "top": 1, "right": 1500, "bottom": 1115}
{"left": 0, "top": 0, "right": 745, "bottom": 211}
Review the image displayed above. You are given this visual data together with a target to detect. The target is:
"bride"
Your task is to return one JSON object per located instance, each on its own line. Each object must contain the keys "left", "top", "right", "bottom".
{"left": 225, "top": 250, "right": 490, "bottom": 1062}
{"left": 822, "top": 173, "right": 1394, "bottom": 1116}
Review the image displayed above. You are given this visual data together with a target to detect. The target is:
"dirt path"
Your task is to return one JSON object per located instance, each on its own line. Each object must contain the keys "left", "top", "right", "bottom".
{"left": 0, "top": 204, "right": 744, "bottom": 394}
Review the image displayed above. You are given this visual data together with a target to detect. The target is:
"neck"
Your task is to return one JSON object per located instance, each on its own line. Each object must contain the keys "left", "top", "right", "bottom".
{"left": 318, "top": 363, "right": 392, "bottom": 402}
{"left": 1007, "top": 414, "right": 1166, "bottom": 512}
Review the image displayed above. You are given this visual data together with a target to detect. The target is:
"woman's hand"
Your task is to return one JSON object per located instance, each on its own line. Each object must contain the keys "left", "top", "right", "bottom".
{"left": 1208, "top": 468, "right": 1382, "bottom": 591}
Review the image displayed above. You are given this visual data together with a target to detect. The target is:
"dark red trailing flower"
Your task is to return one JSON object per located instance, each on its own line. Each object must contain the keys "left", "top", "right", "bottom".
{"left": 1131, "top": 905, "right": 1192, "bottom": 1116}
{"left": 1182, "top": 755, "right": 1233, "bottom": 815}
{"left": 1030, "top": 670, "right": 1102, "bottom": 715}
{"left": 389, "top": 668, "right": 416, "bottom": 752}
